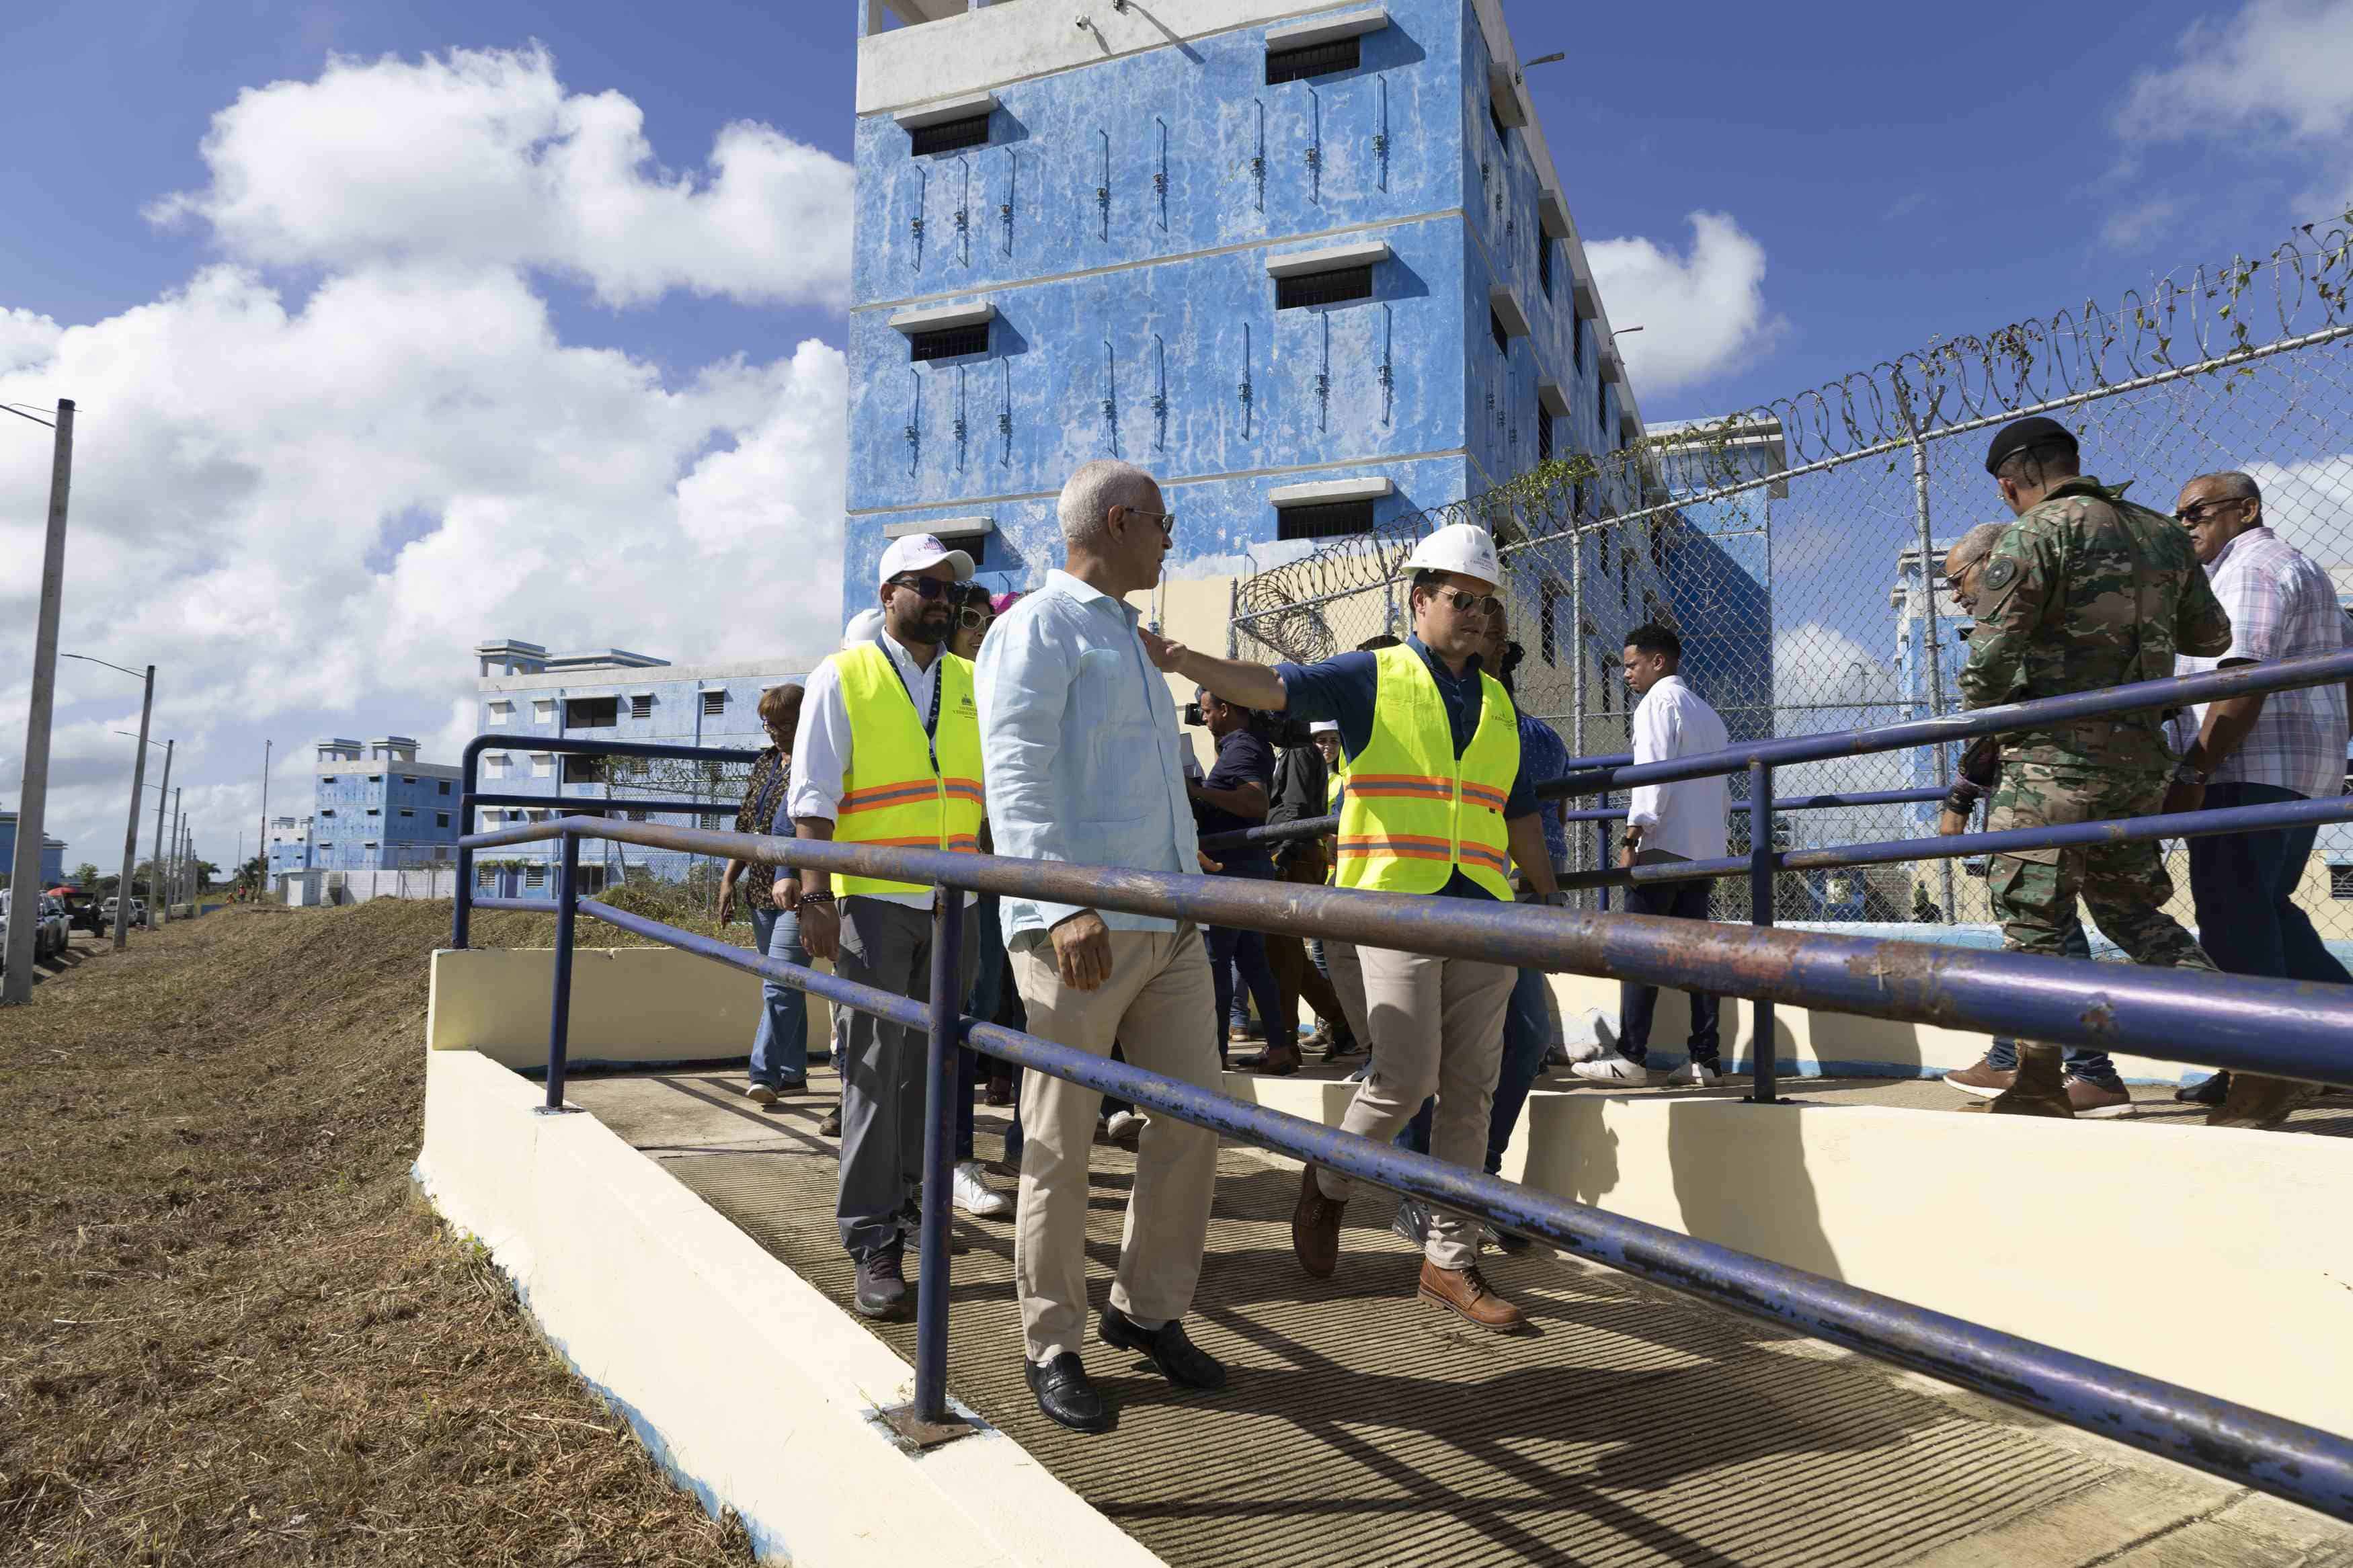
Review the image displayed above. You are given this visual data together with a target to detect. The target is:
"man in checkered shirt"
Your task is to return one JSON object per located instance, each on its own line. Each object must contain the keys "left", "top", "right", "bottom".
{"left": 2167, "top": 469, "right": 2352, "bottom": 1128}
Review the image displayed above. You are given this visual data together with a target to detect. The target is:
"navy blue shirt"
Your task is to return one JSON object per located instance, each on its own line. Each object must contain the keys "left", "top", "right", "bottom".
{"left": 1196, "top": 728, "right": 1276, "bottom": 865}
{"left": 1275, "top": 636, "right": 1540, "bottom": 900}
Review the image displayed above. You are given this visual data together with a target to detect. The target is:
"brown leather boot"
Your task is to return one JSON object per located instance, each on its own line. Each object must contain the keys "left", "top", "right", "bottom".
{"left": 1417, "top": 1260, "right": 1527, "bottom": 1332}
{"left": 2208, "top": 1073, "right": 2323, "bottom": 1130}
{"left": 1291, "top": 1165, "right": 1345, "bottom": 1278}
{"left": 1987, "top": 1042, "right": 2074, "bottom": 1118}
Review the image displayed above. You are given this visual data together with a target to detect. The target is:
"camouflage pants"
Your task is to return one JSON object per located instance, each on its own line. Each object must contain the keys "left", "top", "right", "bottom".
{"left": 1986, "top": 763, "right": 2216, "bottom": 973}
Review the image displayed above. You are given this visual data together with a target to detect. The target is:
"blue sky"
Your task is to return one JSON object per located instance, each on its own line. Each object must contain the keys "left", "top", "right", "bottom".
{"left": 3, "top": 0, "right": 2350, "bottom": 871}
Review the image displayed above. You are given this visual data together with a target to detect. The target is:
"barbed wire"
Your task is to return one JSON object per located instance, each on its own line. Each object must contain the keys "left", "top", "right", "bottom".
{"left": 1233, "top": 210, "right": 2353, "bottom": 663}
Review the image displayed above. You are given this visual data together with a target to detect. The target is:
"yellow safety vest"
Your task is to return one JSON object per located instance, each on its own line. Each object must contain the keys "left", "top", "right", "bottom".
{"left": 832, "top": 642, "right": 984, "bottom": 899}
{"left": 1336, "top": 645, "right": 1520, "bottom": 900}
{"left": 1324, "top": 759, "right": 1348, "bottom": 885}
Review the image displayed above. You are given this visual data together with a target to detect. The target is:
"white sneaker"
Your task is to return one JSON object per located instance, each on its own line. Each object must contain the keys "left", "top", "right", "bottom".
{"left": 743, "top": 1081, "right": 778, "bottom": 1105}
{"left": 1569, "top": 1053, "right": 1657, "bottom": 1084}
{"left": 1667, "top": 1061, "right": 1728, "bottom": 1087}
{"left": 952, "top": 1160, "right": 1013, "bottom": 1219}
{"left": 1105, "top": 1110, "right": 1146, "bottom": 1149}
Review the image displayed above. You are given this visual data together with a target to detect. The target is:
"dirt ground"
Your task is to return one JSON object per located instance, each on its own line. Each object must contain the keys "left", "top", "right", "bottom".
{"left": 0, "top": 899, "right": 761, "bottom": 1567}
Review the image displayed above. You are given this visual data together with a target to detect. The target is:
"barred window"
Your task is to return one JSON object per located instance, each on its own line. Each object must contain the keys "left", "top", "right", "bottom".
{"left": 1277, "top": 499, "right": 1375, "bottom": 540}
{"left": 1538, "top": 235, "right": 1554, "bottom": 298}
{"left": 909, "top": 322, "right": 990, "bottom": 362}
{"left": 1538, "top": 409, "right": 1554, "bottom": 463}
{"left": 910, "top": 114, "right": 990, "bottom": 156}
{"left": 1277, "top": 265, "right": 1372, "bottom": 310}
{"left": 1490, "top": 309, "right": 1509, "bottom": 356}
{"left": 1266, "top": 36, "right": 1359, "bottom": 85}
{"left": 629, "top": 694, "right": 653, "bottom": 720}
{"left": 701, "top": 690, "right": 726, "bottom": 717}
{"left": 2331, "top": 865, "right": 2353, "bottom": 900}
{"left": 1572, "top": 316, "right": 1585, "bottom": 373}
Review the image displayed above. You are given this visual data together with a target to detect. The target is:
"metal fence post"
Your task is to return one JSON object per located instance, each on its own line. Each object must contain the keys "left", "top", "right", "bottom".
{"left": 1910, "top": 427, "right": 1958, "bottom": 924}
{"left": 913, "top": 885, "right": 965, "bottom": 1428}
{"left": 453, "top": 745, "right": 479, "bottom": 950}
{"left": 1748, "top": 759, "right": 1777, "bottom": 1104}
{"left": 539, "top": 830, "right": 580, "bottom": 1114}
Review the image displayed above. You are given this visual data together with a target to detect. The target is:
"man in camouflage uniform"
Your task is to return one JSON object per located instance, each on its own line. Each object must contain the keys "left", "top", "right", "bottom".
{"left": 1956, "top": 416, "right": 2234, "bottom": 1117}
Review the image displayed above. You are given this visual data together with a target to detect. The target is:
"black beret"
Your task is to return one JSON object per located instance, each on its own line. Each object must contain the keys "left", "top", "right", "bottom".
{"left": 1984, "top": 415, "right": 2077, "bottom": 475}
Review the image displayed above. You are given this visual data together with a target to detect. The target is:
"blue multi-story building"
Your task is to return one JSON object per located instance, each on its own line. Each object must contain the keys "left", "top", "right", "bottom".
{"left": 305, "top": 737, "right": 463, "bottom": 872}
{"left": 471, "top": 638, "right": 825, "bottom": 890}
{"left": 848, "top": 0, "right": 1644, "bottom": 610}
{"left": 0, "top": 811, "right": 67, "bottom": 886}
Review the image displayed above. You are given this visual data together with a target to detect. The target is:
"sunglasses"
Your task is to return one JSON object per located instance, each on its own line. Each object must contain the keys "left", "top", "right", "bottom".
{"left": 2171, "top": 498, "right": 2249, "bottom": 526}
{"left": 957, "top": 607, "right": 992, "bottom": 630}
{"left": 886, "top": 575, "right": 956, "bottom": 602}
{"left": 1121, "top": 506, "right": 1176, "bottom": 537}
{"left": 1435, "top": 589, "right": 1502, "bottom": 616}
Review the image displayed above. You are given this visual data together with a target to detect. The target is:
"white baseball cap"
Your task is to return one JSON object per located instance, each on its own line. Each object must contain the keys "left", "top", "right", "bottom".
{"left": 878, "top": 533, "right": 975, "bottom": 585}
{"left": 842, "top": 607, "right": 884, "bottom": 649}
{"left": 1401, "top": 522, "right": 1501, "bottom": 589}
{"left": 1309, "top": 720, "right": 1339, "bottom": 735}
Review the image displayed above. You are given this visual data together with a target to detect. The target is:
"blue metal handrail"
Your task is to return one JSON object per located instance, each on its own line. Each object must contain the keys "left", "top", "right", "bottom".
{"left": 458, "top": 812, "right": 2353, "bottom": 1520}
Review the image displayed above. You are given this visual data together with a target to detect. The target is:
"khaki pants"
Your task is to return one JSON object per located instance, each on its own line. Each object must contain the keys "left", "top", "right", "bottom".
{"left": 1316, "top": 945, "right": 1514, "bottom": 1270}
{"left": 1323, "top": 936, "right": 1371, "bottom": 1047}
{"left": 1011, "top": 924, "right": 1222, "bottom": 1364}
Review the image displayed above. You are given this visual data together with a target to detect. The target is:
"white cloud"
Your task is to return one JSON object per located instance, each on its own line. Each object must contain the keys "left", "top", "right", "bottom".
{"left": 149, "top": 44, "right": 853, "bottom": 308}
{"left": 2102, "top": 196, "right": 2182, "bottom": 247}
{"left": 1, "top": 48, "right": 851, "bottom": 875}
{"left": 1585, "top": 212, "right": 1784, "bottom": 399}
{"left": 2241, "top": 452, "right": 2353, "bottom": 563}
{"left": 2116, "top": 0, "right": 2353, "bottom": 210}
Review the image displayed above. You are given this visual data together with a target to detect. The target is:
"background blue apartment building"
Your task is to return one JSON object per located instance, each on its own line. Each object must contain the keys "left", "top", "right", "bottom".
{"left": 471, "top": 638, "right": 825, "bottom": 891}
{"left": 0, "top": 811, "right": 67, "bottom": 886}
{"left": 848, "top": 0, "right": 1648, "bottom": 613}
{"left": 296, "top": 737, "right": 463, "bottom": 872}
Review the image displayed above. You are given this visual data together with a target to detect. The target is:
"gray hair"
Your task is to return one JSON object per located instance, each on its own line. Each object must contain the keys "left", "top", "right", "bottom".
{"left": 2185, "top": 470, "right": 2262, "bottom": 503}
{"left": 1947, "top": 522, "right": 2010, "bottom": 575}
{"left": 1057, "top": 458, "right": 1159, "bottom": 548}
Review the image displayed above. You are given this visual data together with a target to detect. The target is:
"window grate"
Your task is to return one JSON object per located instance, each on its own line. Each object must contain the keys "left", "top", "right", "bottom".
{"left": 1277, "top": 499, "right": 1376, "bottom": 540}
{"left": 910, "top": 114, "right": 990, "bottom": 156}
{"left": 1538, "top": 235, "right": 1554, "bottom": 297}
{"left": 909, "top": 322, "right": 990, "bottom": 362}
{"left": 1538, "top": 409, "right": 1554, "bottom": 462}
{"left": 1488, "top": 98, "right": 1510, "bottom": 145}
{"left": 1266, "top": 35, "right": 1359, "bottom": 85}
{"left": 1276, "top": 265, "right": 1373, "bottom": 309}
{"left": 1490, "top": 309, "right": 1509, "bottom": 355}
{"left": 629, "top": 694, "right": 652, "bottom": 720}
{"left": 701, "top": 690, "right": 726, "bottom": 717}
{"left": 1572, "top": 315, "right": 1585, "bottom": 372}
{"left": 2332, "top": 865, "right": 2353, "bottom": 899}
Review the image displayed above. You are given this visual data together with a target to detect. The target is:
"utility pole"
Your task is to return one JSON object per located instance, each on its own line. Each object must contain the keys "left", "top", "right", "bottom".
{"left": 150, "top": 739, "right": 173, "bottom": 929}
{"left": 3, "top": 398, "right": 74, "bottom": 1005}
{"left": 169, "top": 790, "right": 182, "bottom": 912}
{"left": 256, "top": 739, "right": 271, "bottom": 902}
{"left": 104, "top": 675, "right": 155, "bottom": 952}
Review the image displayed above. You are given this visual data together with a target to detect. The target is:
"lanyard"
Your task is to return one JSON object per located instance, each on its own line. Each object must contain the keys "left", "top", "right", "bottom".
{"left": 874, "top": 636, "right": 943, "bottom": 770}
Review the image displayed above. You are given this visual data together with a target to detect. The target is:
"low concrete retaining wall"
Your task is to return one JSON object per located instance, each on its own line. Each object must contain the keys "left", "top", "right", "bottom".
{"left": 427, "top": 946, "right": 832, "bottom": 1069}
{"left": 417, "top": 1047, "right": 1163, "bottom": 1568}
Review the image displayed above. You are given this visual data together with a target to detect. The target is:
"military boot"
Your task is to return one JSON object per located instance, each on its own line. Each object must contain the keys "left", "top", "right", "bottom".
{"left": 2208, "top": 1073, "right": 2323, "bottom": 1130}
{"left": 1987, "top": 1042, "right": 2075, "bottom": 1118}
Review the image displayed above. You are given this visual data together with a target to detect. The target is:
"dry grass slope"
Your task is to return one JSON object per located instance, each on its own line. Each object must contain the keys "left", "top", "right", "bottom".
{"left": 0, "top": 901, "right": 757, "bottom": 1567}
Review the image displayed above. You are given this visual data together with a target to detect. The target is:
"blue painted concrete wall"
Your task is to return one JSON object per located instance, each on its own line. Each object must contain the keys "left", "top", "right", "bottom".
{"left": 0, "top": 817, "right": 66, "bottom": 886}
{"left": 847, "top": 0, "right": 1621, "bottom": 612}
{"left": 311, "top": 764, "right": 461, "bottom": 871}
{"left": 473, "top": 665, "right": 815, "bottom": 882}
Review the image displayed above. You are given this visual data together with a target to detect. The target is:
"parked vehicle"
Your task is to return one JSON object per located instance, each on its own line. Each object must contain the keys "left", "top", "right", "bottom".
{"left": 0, "top": 890, "right": 69, "bottom": 965}
{"left": 38, "top": 896, "right": 70, "bottom": 958}
{"left": 49, "top": 885, "right": 102, "bottom": 933}
{"left": 99, "top": 895, "right": 149, "bottom": 927}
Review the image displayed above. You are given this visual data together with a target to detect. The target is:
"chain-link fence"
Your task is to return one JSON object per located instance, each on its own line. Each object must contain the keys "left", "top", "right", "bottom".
{"left": 1232, "top": 216, "right": 2353, "bottom": 942}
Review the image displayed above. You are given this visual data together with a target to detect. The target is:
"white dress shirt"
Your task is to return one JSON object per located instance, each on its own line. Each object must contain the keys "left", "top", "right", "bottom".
{"left": 788, "top": 628, "right": 973, "bottom": 910}
{"left": 973, "top": 568, "right": 1199, "bottom": 946}
{"left": 2169, "top": 526, "right": 2350, "bottom": 802}
{"left": 1626, "top": 675, "right": 1732, "bottom": 862}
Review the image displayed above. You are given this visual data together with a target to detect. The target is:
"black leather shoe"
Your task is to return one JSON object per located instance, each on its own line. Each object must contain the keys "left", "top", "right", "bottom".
{"left": 1392, "top": 1198, "right": 1434, "bottom": 1249}
{"left": 852, "top": 1244, "right": 909, "bottom": 1321}
{"left": 1100, "top": 1307, "right": 1228, "bottom": 1391}
{"left": 1026, "top": 1352, "right": 1114, "bottom": 1433}
{"left": 2177, "top": 1072, "right": 2231, "bottom": 1106}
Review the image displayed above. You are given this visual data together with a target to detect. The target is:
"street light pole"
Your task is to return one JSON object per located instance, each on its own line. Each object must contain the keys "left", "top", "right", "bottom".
{"left": 150, "top": 739, "right": 173, "bottom": 930}
{"left": 93, "top": 675, "right": 158, "bottom": 952}
{"left": 3, "top": 398, "right": 74, "bottom": 1005}
{"left": 169, "top": 790, "right": 183, "bottom": 913}
{"left": 257, "top": 739, "right": 271, "bottom": 901}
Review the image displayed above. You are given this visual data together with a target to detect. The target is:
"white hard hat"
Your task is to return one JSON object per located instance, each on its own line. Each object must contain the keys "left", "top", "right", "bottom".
{"left": 842, "top": 607, "right": 884, "bottom": 649}
{"left": 1309, "top": 720, "right": 1339, "bottom": 735}
{"left": 877, "top": 533, "right": 975, "bottom": 585}
{"left": 1402, "top": 522, "right": 1501, "bottom": 588}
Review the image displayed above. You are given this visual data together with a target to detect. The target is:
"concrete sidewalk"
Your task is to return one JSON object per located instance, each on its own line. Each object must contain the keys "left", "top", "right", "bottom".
{"left": 567, "top": 1067, "right": 2352, "bottom": 1567}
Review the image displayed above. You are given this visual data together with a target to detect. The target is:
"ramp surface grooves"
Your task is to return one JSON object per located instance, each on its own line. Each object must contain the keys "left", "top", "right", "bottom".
{"left": 559, "top": 1069, "right": 2335, "bottom": 1566}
